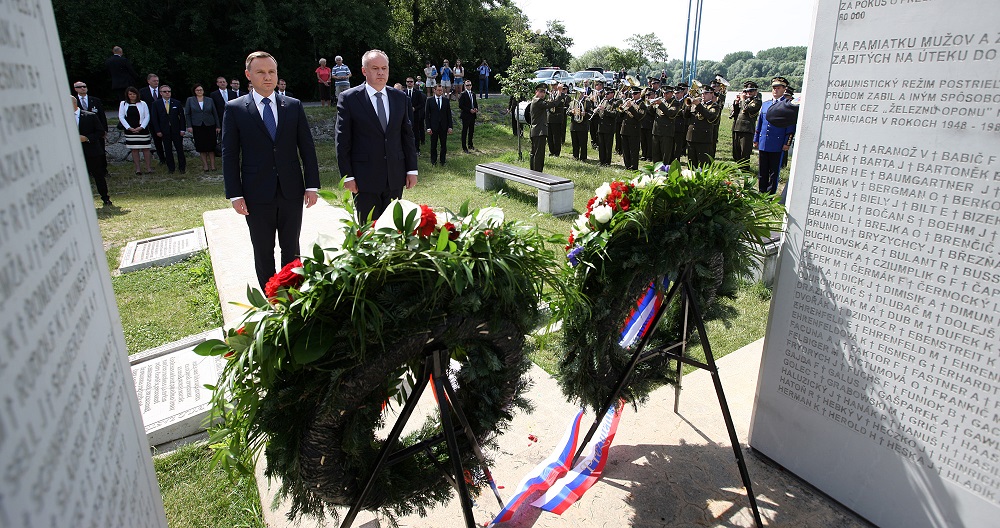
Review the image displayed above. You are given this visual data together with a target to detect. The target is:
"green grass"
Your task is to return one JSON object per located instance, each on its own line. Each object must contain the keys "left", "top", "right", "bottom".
{"left": 98, "top": 98, "right": 775, "bottom": 527}
{"left": 153, "top": 443, "right": 265, "bottom": 528}
{"left": 112, "top": 251, "right": 222, "bottom": 354}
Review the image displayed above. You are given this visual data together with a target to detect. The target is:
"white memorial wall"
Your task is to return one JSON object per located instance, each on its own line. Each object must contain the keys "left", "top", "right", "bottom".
{"left": 751, "top": 1, "right": 999, "bottom": 527}
{"left": 0, "top": 1, "right": 167, "bottom": 526}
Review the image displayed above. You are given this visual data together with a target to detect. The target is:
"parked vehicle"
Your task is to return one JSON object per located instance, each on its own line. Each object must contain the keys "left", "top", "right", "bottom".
{"left": 530, "top": 68, "right": 575, "bottom": 89}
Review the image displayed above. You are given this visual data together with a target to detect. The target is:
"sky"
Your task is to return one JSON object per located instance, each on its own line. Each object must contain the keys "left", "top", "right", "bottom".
{"left": 512, "top": 0, "right": 817, "bottom": 63}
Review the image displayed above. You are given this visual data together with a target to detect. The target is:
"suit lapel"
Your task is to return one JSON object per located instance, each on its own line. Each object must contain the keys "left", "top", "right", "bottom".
{"left": 245, "top": 94, "right": 273, "bottom": 141}
{"left": 274, "top": 93, "right": 289, "bottom": 141}
{"left": 359, "top": 88, "right": 381, "bottom": 132}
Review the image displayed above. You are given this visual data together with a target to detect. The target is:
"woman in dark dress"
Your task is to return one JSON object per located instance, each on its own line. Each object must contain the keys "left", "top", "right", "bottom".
{"left": 118, "top": 86, "right": 152, "bottom": 174}
{"left": 184, "top": 83, "right": 219, "bottom": 171}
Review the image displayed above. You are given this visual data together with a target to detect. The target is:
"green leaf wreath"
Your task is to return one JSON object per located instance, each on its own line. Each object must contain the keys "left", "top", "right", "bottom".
{"left": 195, "top": 194, "right": 572, "bottom": 521}
{"left": 556, "top": 160, "right": 784, "bottom": 411}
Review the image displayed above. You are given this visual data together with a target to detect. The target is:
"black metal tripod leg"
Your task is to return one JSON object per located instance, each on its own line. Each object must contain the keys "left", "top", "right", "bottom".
{"left": 432, "top": 350, "right": 478, "bottom": 528}
{"left": 683, "top": 282, "right": 765, "bottom": 528}
{"left": 440, "top": 375, "right": 505, "bottom": 507}
{"left": 571, "top": 275, "right": 686, "bottom": 465}
{"left": 340, "top": 355, "right": 434, "bottom": 528}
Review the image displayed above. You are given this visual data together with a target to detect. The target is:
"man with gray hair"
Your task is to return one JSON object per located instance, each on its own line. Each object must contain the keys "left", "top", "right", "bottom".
{"left": 332, "top": 55, "right": 352, "bottom": 99}
{"left": 336, "top": 49, "right": 418, "bottom": 223}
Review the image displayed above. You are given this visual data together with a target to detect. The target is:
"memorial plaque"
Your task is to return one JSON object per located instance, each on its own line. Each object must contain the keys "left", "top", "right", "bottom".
{"left": 750, "top": 1, "right": 999, "bottom": 527}
{"left": 0, "top": 2, "right": 166, "bottom": 527}
{"left": 130, "top": 329, "right": 224, "bottom": 446}
{"left": 119, "top": 227, "right": 208, "bottom": 273}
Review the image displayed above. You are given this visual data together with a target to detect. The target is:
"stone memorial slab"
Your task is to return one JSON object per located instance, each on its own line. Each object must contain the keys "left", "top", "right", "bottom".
{"left": 0, "top": 2, "right": 167, "bottom": 527}
{"left": 130, "top": 329, "right": 225, "bottom": 447}
{"left": 119, "top": 227, "right": 208, "bottom": 272}
{"left": 750, "top": 1, "right": 999, "bottom": 527}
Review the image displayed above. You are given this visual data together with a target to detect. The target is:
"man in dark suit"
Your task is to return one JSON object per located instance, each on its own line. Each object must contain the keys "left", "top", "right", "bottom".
{"left": 425, "top": 84, "right": 453, "bottom": 166}
{"left": 336, "top": 49, "right": 418, "bottom": 223}
{"left": 105, "top": 46, "right": 138, "bottom": 105}
{"left": 140, "top": 73, "right": 166, "bottom": 163}
{"left": 276, "top": 79, "right": 293, "bottom": 97}
{"left": 73, "top": 96, "right": 112, "bottom": 206}
{"left": 73, "top": 81, "right": 108, "bottom": 153}
{"left": 149, "top": 84, "right": 187, "bottom": 173}
{"left": 223, "top": 51, "right": 320, "bottom": 291}
{"left": 229, "top": 79, "right": 246, "bottom": 100}
{"left": 528, "top": 83, "right": 565, "bottom": 172}
{"left": 458, "top": 80, "right": 478, "bottom": 152}
{"left": 210, "top": 76, "right": 231, "bottom": 125}
{"left": 405, "top": 76, "right": 426, "bottom": 155}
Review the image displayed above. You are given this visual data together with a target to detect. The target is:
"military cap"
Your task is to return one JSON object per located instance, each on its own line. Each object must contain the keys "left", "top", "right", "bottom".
{"left": 675, "top": 81, "right": 689, "bottom": 89}
{"left": 743, "top": 81, "right": 759, "bottom": 90}
{"left": 648, "top": 77, "right": 661, "bottom": 83}
{"left": 771, "top": 76, "right": 789, "bottom": 88}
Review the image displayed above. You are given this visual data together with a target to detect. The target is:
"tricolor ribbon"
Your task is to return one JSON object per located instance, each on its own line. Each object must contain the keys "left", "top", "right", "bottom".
{"left": 491, "top": 410, "right": 584, "bottom": 523}
{"left": 619, "top": 277, "right": 670, "bottom": 349}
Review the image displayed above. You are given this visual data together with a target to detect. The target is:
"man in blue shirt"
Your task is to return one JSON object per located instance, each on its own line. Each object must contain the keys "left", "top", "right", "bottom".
{"left": 332, "top": 55, "right": 352, "bottom": 99}
{"left": 477, "top": 60, "right": 490, "bottom": 98}
{"left": 753, "top": 76, "right": 796, "bottom": 194}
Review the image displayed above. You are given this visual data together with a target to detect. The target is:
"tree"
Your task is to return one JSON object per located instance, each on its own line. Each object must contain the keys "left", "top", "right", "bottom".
{"left": 534, "top": 20, "right": 573, "bottom": 68}
{"left": 606, "top": 48, "right": 644, "bottom": 73}
{"left": 721, "top": 51, "right": 754, "bottom": 68}
{"left": 497, "top": 22, "right": 544, "bottom": 102}
{"left": 625, "top": 33, "right": 667, "bottom": 65}
{"left": 569, "top": 46, "right": 619, "bottom": 72}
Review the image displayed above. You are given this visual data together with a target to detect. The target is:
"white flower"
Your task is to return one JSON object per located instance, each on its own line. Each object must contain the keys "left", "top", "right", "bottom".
{"left": 435, "top": 210, "right": 455, "bottom": 228}
{"left": 464, "top": 206, "right": 505, "bottom": 230}
{"left": 373, "top": 199, "right": 420, "bottom": 231}
{"left": 573, "top": 215, "right": 591, "bottom": 236}
{"left": 595, "top": 182, "right": 612, "bottom": 201}
{"left": 631, "top": 175, "right": 651, "bottom": 189}
{"left": 651, "top": 174, "right": 667, "bottom": 186}
{"left": 591, "top": 204, "right": 613, "bottom": 224}
{"left": 681, "top": 169, "right": 695, "bottom": 180}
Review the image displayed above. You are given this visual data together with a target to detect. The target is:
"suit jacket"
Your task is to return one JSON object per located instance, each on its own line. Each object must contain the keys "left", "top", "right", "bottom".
{"left": 529, "top": 94, "right": 564, "bottom": 137}
{"left": 754, "top": 98, "right": 796, "bottom": 152}
{"left": 223, "top": 93, "right": 320, "bottom": 202}
{"left": 149, "top": 97, "right": 186, "bottom": 137}
{"left": 78, "top": 110, "right": 105, "bottom": 158}
{"left": 106, "top": 54, "right": 138, "bottom": 91}
{"left": 651, "top": 98, "right": 683, "bottom": 137}
{"left": 184, "top": 96, "right": 217, "bottom": 127}
{"left": 76, "top": 95, "right": 108, "bottom": 135}
{"left": 425, "top": 94, "right": 453, "bottom": 133}
{"left": 139, "top": 85, "right": 161, "bottom": 108}
{"left": 407, "top": 88, "right": 426, "bottom": 122}
{"left": 228, "top": 88, "right": 246, "bottom": 100}
{"left": 458, "top": 91, "right": 478, "bottom": 122}
{"left": 336, "top": 84, "right": 418, "bottom": 194}
{"left": 276, "top": 90, "right": 293, "bottom": 98}
{"left": 210, "top": 89, "right": 230, "bottom": 124}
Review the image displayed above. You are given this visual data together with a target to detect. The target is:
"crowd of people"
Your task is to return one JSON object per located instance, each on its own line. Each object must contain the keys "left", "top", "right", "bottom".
{"left": 85, "top": 44, "right": 792, "bottom": 215}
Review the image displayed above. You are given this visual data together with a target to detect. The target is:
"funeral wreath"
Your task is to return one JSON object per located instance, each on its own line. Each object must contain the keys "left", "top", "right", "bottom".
{"left": 556, "top": 160, "right": 784, "bottom": 411}
{"left": 196, "top": 195, "right": 570, "bottom": 520}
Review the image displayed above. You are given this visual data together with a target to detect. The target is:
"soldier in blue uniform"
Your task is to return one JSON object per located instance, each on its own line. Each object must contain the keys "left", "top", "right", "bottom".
{"left": 753, "top": 77, "right": 796, "bottom": 194}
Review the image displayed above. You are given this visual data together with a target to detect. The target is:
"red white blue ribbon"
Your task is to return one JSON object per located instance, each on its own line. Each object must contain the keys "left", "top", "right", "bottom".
{"left": 619, "top": 277, "right": 669, "bottom": 349}
{"left": 530, "top": 400, "right": 625, "bottom": 513}
{"left": 491, "top": 409, "right": 584, "bottom": 524}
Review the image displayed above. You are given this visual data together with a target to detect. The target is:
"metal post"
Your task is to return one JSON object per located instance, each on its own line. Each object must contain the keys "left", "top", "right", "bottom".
{"left": 432, "top": 350, "right": 477, "bottom": 528}
{"left": 682, "top": 0, "right": 694, "bottom": 81}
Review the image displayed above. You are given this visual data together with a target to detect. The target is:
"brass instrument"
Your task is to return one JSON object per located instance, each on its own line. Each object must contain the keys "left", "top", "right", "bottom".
{"left": 570, "top": 91, "right": 587, "bottom": 123}
{"left": 685, "top": 80, "right": 704, "bottom": 106}
{"left": 714, "top": 74, "right": 730, "bottom": 99}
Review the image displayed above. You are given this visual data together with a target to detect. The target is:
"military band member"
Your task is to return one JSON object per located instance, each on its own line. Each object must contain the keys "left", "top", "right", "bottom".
{"left": 547, "top": 83, "right": 570, "bottom": 156}
{"left": 596, "top": 89, "right": 618, "bottom": 166}
{"left": 529, "top": 83, "right": 567, "bottom": 172}
{"left": 683, "top": 88, "right": 722, "bottom": 167}
{"left": 569, "top": 88, "right": 593, "bottom": 161}
{"left": 731, "top": 81, "right": 762, "bottom": 165}
{"left": 619, "top": 87, "right": 645, "bottom": 170}
{"left": 670, "top": 82, "right": 690, "bottom": 164}
{"left": 590, "top": 80, "right": 604, "bottom": 148}
{"left": 651, "top": 83, "right": 682, "bottom": 164}
{"left": 639, "top": 77, "right": 660, "bottom": 161}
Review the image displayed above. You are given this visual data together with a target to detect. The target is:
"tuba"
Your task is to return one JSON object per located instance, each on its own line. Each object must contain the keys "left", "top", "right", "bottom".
{"left": 685, "top": 80, "right": 704, "bottom": 105}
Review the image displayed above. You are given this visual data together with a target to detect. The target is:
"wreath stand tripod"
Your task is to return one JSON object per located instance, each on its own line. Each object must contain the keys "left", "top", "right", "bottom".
{"left": 341, "top": 346, "right": 504, "bottom": 528}
{"left": 571, "top": 266, "right": 765, "bottom": 528}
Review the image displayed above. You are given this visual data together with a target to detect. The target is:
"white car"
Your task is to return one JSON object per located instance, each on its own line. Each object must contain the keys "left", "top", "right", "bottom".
{"left": 572, "top": 70, "right": 605, "bottom": 86}
{"left": 530, "top": 68, "right": 575, "bottom": 89}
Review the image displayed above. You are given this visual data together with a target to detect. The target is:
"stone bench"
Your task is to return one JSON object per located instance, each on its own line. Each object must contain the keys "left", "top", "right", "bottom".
{"left": 474, "top": 162, "right": 575, "bottom": 215}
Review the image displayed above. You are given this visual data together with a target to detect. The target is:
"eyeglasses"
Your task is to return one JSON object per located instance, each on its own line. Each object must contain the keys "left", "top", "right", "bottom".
{"left": 406, "top": 80, "right": 414, "bottom": 83}
{"left": 74, "top": 85, "right": 86, "bottom": 88}
{"left": 161, "top": 90, "right": 171, "bottom": 93}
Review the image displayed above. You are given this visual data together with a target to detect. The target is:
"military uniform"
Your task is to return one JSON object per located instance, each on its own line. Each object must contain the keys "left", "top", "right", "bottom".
{"left": 639, "top": 79, "right": 660, "bottom": 160}
{"left": 651, "top": 87, "right": 683, "bottom": 164}
{"left": 731, "top": 81, "right": 762, "bottom": 165}
{"left": 529, "top": 89, "right": 566, "bottom": 172}
{"left": 619, "top": 92, "right": 645, "bottom": 170}
{"left": 670, "top": 83, "right": 690, "bottom": 164}
{"left": 569, "top": 94, "right": 593, "bottom": 161}
{"left": 683, "top": 94, "right": 722, "bottom": 167}
{"left": 596, "top": 93, "right": 618, "bottom": 166}
{"left": 547, "top": 90, "right": 569, "bottom": 156}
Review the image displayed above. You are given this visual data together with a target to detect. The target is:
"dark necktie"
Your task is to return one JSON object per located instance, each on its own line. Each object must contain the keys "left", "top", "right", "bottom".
{"left": 375, "top": 92, "right": 388, "bottom": 132}
{"left": 262, "top": 97, "right": 276, "bottom": 140}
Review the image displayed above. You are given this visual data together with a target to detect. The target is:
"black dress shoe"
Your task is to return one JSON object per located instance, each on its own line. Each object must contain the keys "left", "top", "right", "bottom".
{"left": 463, "top": 149, "right": 470, "bottom": 153}
{"left": 102, "top": 200, "right": 113, "bottom": 206}
{"left": 179, "top": 169, "right": 186, "bottom": 174}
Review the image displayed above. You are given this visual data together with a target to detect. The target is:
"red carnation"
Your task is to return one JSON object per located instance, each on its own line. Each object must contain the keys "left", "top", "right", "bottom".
{"left": 565, "top": 232, "right": 575, "bottom": 251}
{"left": 264, "top": 258, "right": 304, "bottom": 298}
{"left": 415, "top": 204, "right": 437, "bottom": 237}
{"left": 444, "top": 221, "right": 459, "bottom": 240}
{"left": 484, "top": 229, "right": 493, "bottom": 237}
{"left": 236, "top": 326, "right": 246, "bottom": 335}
